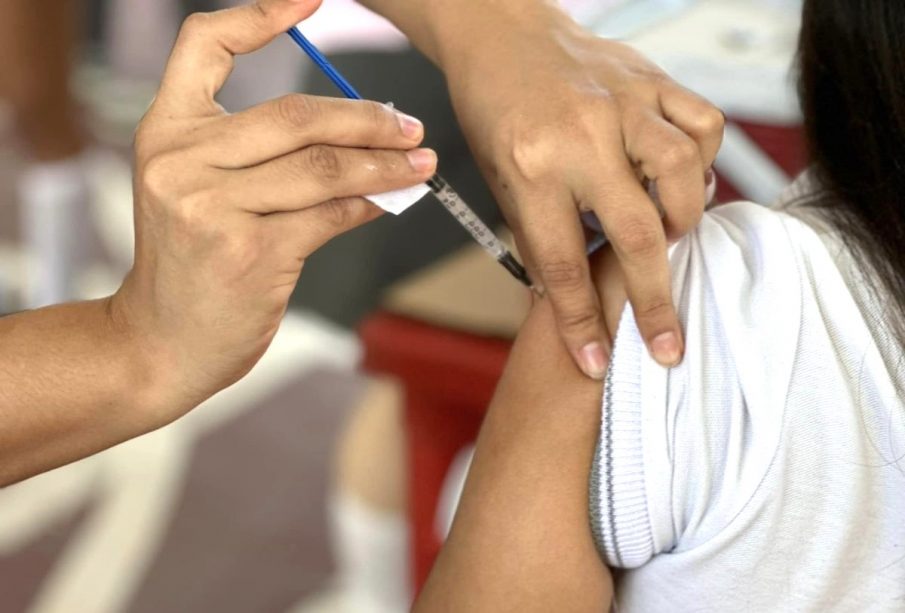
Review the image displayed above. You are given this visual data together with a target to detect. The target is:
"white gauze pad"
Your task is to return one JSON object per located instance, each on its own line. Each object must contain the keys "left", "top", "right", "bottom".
{"left": 366, "top": 183, "right": 431, "bottom": 215}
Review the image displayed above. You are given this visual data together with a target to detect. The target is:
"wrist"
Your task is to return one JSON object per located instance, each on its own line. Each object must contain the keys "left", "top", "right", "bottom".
{"left": 425, "top": 0, "right": 577, "bottom": 77}
{"left": 103, "top": 288, "right": 193, "bottom": 431}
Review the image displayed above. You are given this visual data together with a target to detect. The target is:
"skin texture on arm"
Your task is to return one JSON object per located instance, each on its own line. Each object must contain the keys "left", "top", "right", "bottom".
{"left": 414, "top": 248, "right": 627, "bottom": 612}
{"left": 357, "top": 0, "right": 724, "bottom": 377}
{"left": 0, "top": 300, "right": 160, "bottom": 486}
{"left": 0, "top": 0, "right": 438, "bottom": 488}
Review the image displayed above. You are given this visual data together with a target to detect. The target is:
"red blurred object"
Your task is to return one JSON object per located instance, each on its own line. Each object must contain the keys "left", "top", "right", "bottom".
{"left": 715, "top": 121, "right": 807, "bottom": 202}
{"left": 359, "top": 312, "right": 511, "bottom": 591}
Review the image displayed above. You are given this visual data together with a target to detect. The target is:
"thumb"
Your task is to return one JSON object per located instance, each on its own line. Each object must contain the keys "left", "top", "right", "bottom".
{"left": 159, "top": 0, "right": 323, "bottom": 114}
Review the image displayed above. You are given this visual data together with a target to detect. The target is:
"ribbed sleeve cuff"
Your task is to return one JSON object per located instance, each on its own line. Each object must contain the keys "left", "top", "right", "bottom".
{"left": 590, "top": 310, "right": 657, "bottom": 569}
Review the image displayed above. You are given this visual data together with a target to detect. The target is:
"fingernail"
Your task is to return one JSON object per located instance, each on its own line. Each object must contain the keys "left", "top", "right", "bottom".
{"left": 395, "top": 112, "right": 423, "bottom": 139}
{"left": 406, "top": 148, "right": 437, "bottom": 172}
{"left": 651, "top": 332, "right": 681, "bottom": 367}
{"left": 579, "top": 342, "right": 608, "bottom": 380}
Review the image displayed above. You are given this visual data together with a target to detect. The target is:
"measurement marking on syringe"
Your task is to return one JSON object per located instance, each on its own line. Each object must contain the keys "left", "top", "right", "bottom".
{"left": 433, "top": 185, "right": 503, "bottom": 255}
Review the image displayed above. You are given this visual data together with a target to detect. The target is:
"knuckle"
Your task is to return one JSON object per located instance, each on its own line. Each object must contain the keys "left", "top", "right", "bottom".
{"left": 250, "top": 0, "right": 270, "bottom": 20}
{"left": 575, "top": 98, "right": 612, "bottom": 130}
{"left": 244, "top": 1, "right": 279, "bottom": 36}
{"left": 140, "top": 152, "right": 179, "bottom": 202}
{"left": 180, "top": 12, "right": 211, "bottom": 38}
{"left": 645, "top": 70, "right": 674, "bottom": 88}
{"left": 659, "top": 138, "right": 699, "bottom": 173}
{"left": 610, "top": 215, "right": 663, "bottom": 257}
{"left": 634, "top": 298, "right": 674, "bottom": 322}
{"left": 539, "top": 259, "right": 587, "bottom": 292}
{"left": 176, "top": 189, "right": 216, "bottom": 225}
{"left": 224, "top": 235, "right": 260, "bottom": 268}
{"left": 275, "top": 94, "right": 318, "bottom": 129}
{"left": 626, "top": 64, "right": 672, "bottom": 90}
{"left": 557, "top": 307, "right": 602, "bottom": 333}
{"left": 694, "top": 107, "right": 726, "bottom": 136}
{"left": 616, "top": 103, "right": 647, "bottom": 137}
{"left": 216, "top": 233, "right": 263, "bottom": 280}
{"left": 154, "top": 187, "right": 217, "bottom": 242}
{"left": 320, "top": 198, "right": 353, "bottom": 230}
{"left": 361, "top": 100, "right": 390, "bottom": 130}
{"left": 507, "top": 126, "right": 558, "bottom": 181}
{"left": 305, "top": 145, "right": 344, "bottom": 182}
{"left": 672, "top": 207, "right": 704, "bottom": 236}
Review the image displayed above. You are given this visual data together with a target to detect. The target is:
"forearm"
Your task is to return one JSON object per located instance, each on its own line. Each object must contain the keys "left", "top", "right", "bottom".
{"left": 357, "top": 0, "right": 578, "bottom": 74}
{"left": 0, "top": 298, "right": 163, "bottom": 486}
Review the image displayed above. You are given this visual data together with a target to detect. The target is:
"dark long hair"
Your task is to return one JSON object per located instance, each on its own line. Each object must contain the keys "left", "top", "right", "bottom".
{"left": 798, "top": 0, "right": 905, "bottom": 347}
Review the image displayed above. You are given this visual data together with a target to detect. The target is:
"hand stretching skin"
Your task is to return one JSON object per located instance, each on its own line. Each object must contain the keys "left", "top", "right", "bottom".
{"left": 358, "top": 0, "right": 724, "bottom": 376}
{"left": 0, "top": 0, "right": 437, "bottom": 486}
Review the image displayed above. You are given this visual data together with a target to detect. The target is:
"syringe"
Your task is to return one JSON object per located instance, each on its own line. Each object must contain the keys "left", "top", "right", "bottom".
{"left": 425, "top": 174, "right": 533, "bottom": 288}
{"left": 286, "top": 27, "right": 535, "bottom": 291}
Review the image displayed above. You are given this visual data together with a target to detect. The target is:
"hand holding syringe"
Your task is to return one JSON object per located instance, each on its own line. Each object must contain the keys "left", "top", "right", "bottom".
{"left": 287, "top": 27, "right": 537, "bottom": 292}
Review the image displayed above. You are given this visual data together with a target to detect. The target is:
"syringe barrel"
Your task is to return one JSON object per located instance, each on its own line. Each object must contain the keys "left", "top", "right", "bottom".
{"left": 428, "top": 175, "right": 507, "bottom": 259}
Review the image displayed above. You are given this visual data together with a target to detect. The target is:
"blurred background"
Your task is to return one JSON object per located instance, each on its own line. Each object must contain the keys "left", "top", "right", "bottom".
{"left": 0, "top": 1, "right": 804, "bottom": 612}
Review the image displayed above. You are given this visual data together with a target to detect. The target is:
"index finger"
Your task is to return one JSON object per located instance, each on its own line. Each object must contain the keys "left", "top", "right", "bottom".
{"left": 584, "top": 167, "right": 684, "bottom": 368}
{"left": 518, "top": 186, "right": 610, "bottom": 380}
{"left": 157, "top": 0, "right": 321, "bottom": 115}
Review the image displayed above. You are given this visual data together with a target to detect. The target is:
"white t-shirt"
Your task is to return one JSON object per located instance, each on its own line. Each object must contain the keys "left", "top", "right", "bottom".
{"left": 590, "top": 183, "right": 905, "bottom": 612}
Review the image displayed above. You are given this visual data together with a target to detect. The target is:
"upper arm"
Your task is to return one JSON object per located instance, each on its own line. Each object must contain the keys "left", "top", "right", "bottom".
{"left": 413, "top": 233, "right": 634, "bottom": 612}
{"left": 414, "top": 297, "right": 614, "bottom": 612}
{"left": 415, "top": 203, "right": 804, "bottom": 610}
